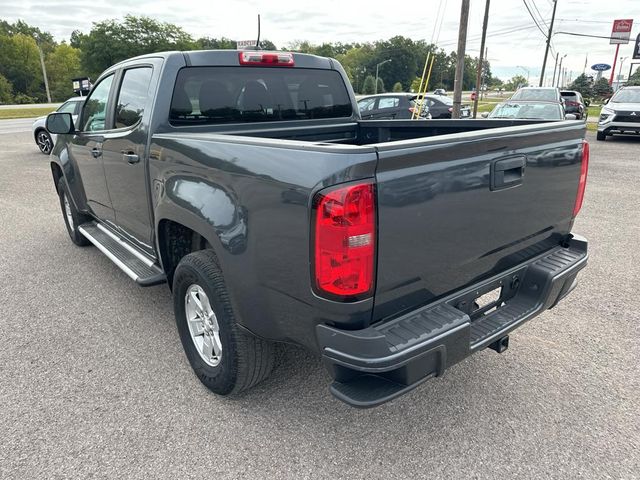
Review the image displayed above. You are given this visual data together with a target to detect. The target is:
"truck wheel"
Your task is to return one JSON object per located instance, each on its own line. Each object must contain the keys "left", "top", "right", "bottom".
{"left": 173, "top": 250, "right": 274, "bottom": 396}
{"left": 57, "top": 177, "right": 91, "bottom": 246}
{"left": 36, "top": 129, "right": 53, "bottom": 155}
{"left": 596, "top": 131, "right": 606, "bottom": 141}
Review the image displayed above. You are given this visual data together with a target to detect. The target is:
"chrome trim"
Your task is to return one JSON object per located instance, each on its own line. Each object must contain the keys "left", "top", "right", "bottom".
{"left": 95, "top": 223, "right": 155, "bottom": 267}
{"left": 78, "top": 226, "right": 139, "bottom": 281}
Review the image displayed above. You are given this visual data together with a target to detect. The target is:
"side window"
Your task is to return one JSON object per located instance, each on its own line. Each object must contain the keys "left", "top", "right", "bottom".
{"left": 115, "top": 67, "right": 153, "bottom": 128}
{"left": 74, "top": 101, "right": 84, "bottom": 116}
{"left": 80, "top": 74, "right": 114, "bottom": 132}
{"left": 378, "top": 97, "right": 400, "bottom": 109}
{"left": 57, "top": 101, "right": 76, "bottom": 114}
{"left": 358, "top": 98, "right": 377, "bottom": 112}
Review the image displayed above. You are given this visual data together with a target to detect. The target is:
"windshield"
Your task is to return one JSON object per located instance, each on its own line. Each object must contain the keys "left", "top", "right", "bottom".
{"left": 511, "top": 89, "right": 558, "bottom": 102}
{"left": 489, "top": 102, "right": 562, "bottom": 120}
{"left": 610, "top": 89, "right": 640, "bottom": 103}
{"left": 170, "top": 66, "right": 353, "bottom": 125}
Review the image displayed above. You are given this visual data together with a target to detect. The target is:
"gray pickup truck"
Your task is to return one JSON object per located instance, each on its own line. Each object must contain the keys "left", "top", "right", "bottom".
{"left": 46, "top": 50, "right": 589, "bottom": 408}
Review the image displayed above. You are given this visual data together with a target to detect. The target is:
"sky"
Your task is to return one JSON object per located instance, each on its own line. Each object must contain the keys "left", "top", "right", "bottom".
{"left": 2, "top": 0, "right": 639, "bottom": 82}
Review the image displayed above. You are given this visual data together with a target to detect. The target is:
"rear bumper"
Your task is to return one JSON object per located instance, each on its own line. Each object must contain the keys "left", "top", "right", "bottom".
{"left": 318, "top": 234, "right": 588, "bottom": 408}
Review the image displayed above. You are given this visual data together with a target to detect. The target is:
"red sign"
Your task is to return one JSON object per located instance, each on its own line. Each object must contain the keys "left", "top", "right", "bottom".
{"left": 611, "top": 19, "right": 633, "bottom": 44}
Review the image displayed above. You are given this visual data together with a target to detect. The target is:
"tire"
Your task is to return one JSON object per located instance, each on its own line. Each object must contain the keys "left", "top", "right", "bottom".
{"left": 36, "top": 129, "right": 53, "bottom": 155}
{"left": 173, "top": 249, "right": 274, "bottom": 396}
{"left": 596, "top": 131, "right": 606, "bottom": 141}
{"left": 57, "top": 177, "right": 91, "bottom": 246}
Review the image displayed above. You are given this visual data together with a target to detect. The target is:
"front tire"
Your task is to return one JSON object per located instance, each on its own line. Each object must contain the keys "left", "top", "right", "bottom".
{"left": 596, "top": 131, "right": 606, "bottom": 141}
{"left": 36, "top": 129, "right": 53, "bottom": 155}
{"left": 57, "top": 177, "right": 91, "bottom": 246}
{"left": 173, "top": 250, "right": 274, "bottom": 396}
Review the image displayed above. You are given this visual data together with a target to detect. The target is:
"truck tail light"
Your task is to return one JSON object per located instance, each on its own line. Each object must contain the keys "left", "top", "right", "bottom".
{"left": 313, "top": 182, "right": 376, "bottom": 299}
{"left": 573, "top": 140, "right": 589, "bottom": 217}
{"left": 238, "top": 51, "right": 295, "bottom": 67}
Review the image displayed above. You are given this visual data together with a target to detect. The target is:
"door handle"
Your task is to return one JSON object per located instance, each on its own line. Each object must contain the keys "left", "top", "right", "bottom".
{"left": 491, "top": 156, "right": 526, "bottom": 191}
{"left": 122, "top": 151, "right": 140, "bottom": 164}
{"left": 91, "top": 147, "right": 102, "bottom": 158}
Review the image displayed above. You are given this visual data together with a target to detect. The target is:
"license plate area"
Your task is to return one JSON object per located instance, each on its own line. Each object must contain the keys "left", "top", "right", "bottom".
{"left": 473, "top": 286, "right": 503, "bottom": 316}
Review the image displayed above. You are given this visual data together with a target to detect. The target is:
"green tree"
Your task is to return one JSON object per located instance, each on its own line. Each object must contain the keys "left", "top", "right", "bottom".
{"left": 376, "top": 77, "right": 385, "bottom": 93}
{"left": 392, "top": 82, "right": 403, "bottom": 92}
{"left": 76, "top": 15, "right": 195, "bottom": 78}
{"left": 362, "top": 75, "right": 376, "bottom": 95}
{"left": 627, "top": 68, "right": 640, "bottom": 86}
{"left": 45, "top": 43, "right": 81, "bottom": 101}
{"left": 592, "top": 77, "right": 613, "bottom": 98}
{"left": 505, "top": 75, "right": 528, "bottom": 91}
{"left": 568, "top": 74, "right": 593, "bottom": 98}
{"left": 0, "top": 73, "right": 13, "bottom": 103}
{"left": 0, "top": 33, "right": 43, "bottom": 100}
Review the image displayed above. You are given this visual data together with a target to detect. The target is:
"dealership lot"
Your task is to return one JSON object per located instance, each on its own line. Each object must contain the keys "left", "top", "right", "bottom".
{"left": 0, "top": 125, "right": 638, "bottom": 478}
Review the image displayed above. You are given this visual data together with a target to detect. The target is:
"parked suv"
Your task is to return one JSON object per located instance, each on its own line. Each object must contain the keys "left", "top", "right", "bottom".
{"left": 597, "top": 86, "right": 640, "bottom": 141}
{"left": 358, "top": 93, "right": 431, "bottom": 119}
{"left": 561, "top": 90, "right": 586, "bottom": 120}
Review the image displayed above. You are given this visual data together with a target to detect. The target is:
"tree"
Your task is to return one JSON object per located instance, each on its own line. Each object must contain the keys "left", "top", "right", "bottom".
{"left": 505, "top": 75, "right": 528, "bottom": 91}
{"left": 0, "top": 33, "right": 43, "bottom": 100}
{"left": 392, "top": 82, "right": 403, "bottom": 92}
{"left": 45, "top": 43, "right": 81, "bottom": 101}
{"left": 627, "top": 68, "right": 640, "bottom": 86}
{"left": 592, "top": 77, "right": 613, "bottom": 98}
{"left": 568, "top": 74, "right": 592, "bottom": 98}
{"left": 362, "top": 75, "right": 376, "bottom": 95}
{"left": 0, "top": 73, "right": 13, "bottom": 103}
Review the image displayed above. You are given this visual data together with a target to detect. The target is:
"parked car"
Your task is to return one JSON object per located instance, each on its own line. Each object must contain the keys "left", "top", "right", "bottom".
{"left": 357, "top": 93, "right": 431, "bottom": 119}
{"left": 422, "top": 94, "right": 471, "bottom": 118}
{"left": 484, "top": 101, "right": 574, "bottom": 120}
{"left": 561, "top": 90, "right": 587, "bottom": 120}
{"left": 32, "top": 96, "right": 84, "bottom": 154}
{"left": 433, "top": 88, "right": 447, "bottom": 96}
{"left": 45, "top": 49, "right": 589, "bottom": 408}
{"left": 510, "top": 87, "right": 563, "bottom": 104}
{"left": 597, "top": 86, "right": 640, "bottom": 141}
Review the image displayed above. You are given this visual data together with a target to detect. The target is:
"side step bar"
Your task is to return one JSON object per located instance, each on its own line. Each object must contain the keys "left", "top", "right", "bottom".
{"left": 78, "top": 221, "right": 166, "bottom": 286}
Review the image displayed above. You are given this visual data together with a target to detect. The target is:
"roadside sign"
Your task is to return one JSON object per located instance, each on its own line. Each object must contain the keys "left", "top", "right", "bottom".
{"left": 634, "top": 34, "right": 640, "bottom": 60}
{"left": 236, "top": 40, "right": 257, "bottom": 50}
{"left": 610, "top": 19, "right": 633, "bottom": 45}
{"left": 591, "top": 64, "right": 611, "bottom": 71}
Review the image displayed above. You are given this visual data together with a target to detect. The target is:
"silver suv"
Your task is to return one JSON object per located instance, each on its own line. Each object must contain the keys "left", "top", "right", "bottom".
{"left": 597, "top": 86, "right": 640, "bottom": 141}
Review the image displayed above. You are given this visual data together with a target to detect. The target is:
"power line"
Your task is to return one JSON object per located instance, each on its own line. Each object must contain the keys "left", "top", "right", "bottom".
{"left": 522, "top": 0, "right": 549, "bottom": 38}
{"left": 530, "top": 0, "right": 549, "bottom": 29}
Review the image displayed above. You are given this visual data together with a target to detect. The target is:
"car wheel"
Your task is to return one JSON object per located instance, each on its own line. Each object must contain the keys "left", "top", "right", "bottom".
{"left": 596, "top": 131, "right": 606, "bottom": 141}
{"left": 36, "top": 129, "right": 53, "bottom": 155}
{"left": 57, "top": 177, "right": 91, "bottom": 246}
{"left": 173, "top": 249, "right": 275, "bottom": 396}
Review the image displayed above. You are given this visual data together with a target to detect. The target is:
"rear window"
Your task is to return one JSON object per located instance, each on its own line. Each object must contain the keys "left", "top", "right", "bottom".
{"left": 170, "top": 67, "right": 353, "bottom": 125}
{"left": 561, "top": 92, "right": 577, "bottom": 99}
{"left": 511, "top": 89, "right": 558, "bottom": 102}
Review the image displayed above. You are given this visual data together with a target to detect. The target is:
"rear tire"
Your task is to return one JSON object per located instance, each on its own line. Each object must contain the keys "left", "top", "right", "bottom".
{"left": 57, "top": 177, "right": 91, "bottom": 246}
{"left": 596, "top": 131, "right": 606, "bottom": 141}
{"left": 173, "top": 249, "right": 274, "bottom": 396}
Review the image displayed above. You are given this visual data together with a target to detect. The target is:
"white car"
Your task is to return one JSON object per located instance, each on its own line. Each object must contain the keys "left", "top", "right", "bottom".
{"left": 32, "top": 96, "right": 84, "bottom": 154}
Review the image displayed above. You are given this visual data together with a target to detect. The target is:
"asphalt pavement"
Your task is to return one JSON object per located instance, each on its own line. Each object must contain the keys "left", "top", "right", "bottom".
{"left": 0, "top": 127, "right": 638, "bottom": 479}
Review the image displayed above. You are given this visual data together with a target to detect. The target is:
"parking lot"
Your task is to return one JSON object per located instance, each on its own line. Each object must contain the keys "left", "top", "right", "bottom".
{"left": 0, "top": 123, "right": 638, "bottom": 479}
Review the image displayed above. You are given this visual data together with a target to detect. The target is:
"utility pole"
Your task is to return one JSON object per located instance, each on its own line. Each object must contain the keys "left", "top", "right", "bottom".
{"left": 556, "top": 54, "right": 566, "bottom": 87}
{"left": 452, "top": 0, "right": 470, "bottom": 119}
{"left": 539, "top": 0, "right": 558, "bottom": 86}
{"left": 551, "top": 52, "right": 559, "bottom": 86}
{"left": 37, "top": 43, "right": 51, "bottom": 103}
{"left": 473, "top": 0, "right": 490, "bottom": 118}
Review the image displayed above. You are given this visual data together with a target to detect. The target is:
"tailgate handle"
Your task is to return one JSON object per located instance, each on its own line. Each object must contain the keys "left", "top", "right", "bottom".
{"left": 491, "top": 156, "right": 526, "bottom": 191}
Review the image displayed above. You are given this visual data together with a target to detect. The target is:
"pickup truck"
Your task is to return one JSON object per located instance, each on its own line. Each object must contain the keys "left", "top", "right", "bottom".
{"left": 46, "top": 50, "right": 589, "bottom": 408}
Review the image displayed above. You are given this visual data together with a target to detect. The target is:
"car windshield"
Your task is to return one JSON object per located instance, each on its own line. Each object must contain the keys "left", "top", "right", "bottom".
{"left": 511, "top": 89, "right": 558, "bottom": 102}
{"left": 610, "top": 89, "right": 640, "bottom": 103}
{"left": 489, "top": 102, "right": 562, "bottom": 120}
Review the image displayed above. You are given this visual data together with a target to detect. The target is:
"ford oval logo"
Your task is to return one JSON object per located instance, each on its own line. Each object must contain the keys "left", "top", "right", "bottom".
{"left": 591, "top": 63, "right": 612, "bottom": 71}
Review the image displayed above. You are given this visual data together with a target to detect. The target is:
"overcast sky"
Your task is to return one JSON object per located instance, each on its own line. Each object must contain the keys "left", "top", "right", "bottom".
{"left": 2, "top": 0, "right": 639, "bottom": 81}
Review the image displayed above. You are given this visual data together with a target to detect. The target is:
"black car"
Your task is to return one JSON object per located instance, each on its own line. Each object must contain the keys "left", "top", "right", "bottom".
{"left": 561, "top": 90, "right": 586, "bottom": 120}
{"left": 357, "top": 93, "right": 430, "bottom": 119}
{"left": 422, "top": 94, "right": 471, "bottom": 119}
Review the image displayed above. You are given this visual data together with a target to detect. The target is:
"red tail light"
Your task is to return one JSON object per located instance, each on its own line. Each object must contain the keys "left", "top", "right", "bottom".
{"left": 313, "top": 182, "right": 376, "bottom": 299}
{"left": 238, "top": 51, "right": 294, "bottom": 67}
{"left": 573, "top": 140, "right": 589, "bottom": 217}
{"left": 566, "top": 101, "right": 579, "bottom": 107}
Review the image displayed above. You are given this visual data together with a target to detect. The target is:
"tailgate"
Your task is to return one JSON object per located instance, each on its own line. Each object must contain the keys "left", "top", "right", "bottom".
{"left": 372, "top": 123, "right": 585, "bottom": 321}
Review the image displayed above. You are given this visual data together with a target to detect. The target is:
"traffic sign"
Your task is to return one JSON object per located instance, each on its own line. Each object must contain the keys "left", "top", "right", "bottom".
{"left": 610, "top": 19, "right": 633, "bottom": 45}
{"left": 591, "top": 64, "right": 611, "bottom": 71}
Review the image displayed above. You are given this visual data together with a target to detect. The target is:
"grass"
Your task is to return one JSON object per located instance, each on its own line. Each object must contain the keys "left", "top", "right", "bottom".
{"left": 0, "top": 107, "right": 56, "bottom": 120}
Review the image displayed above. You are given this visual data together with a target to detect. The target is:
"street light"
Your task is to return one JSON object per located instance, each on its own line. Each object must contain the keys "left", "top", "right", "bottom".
{"left": 517, "top": 66, "right": 530, "bottom": 86}
{"left": 375, "top": 59, "right": 392, "bottom": 94}
{"left": 556, "top": 54, "right": 567, "bottom": 87}
{"left": 617, "top": 56, "right": 628, "bottom": 86}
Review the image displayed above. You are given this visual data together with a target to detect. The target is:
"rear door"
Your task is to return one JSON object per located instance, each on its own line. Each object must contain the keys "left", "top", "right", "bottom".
{"left": 101, "top": 64, "right": 158, "bottom": 253}
{"left": 372, "top": 124, "right": 585, "bottom": 321}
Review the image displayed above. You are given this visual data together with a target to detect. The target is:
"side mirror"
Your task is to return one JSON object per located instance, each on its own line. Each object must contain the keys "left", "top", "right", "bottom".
{"left": 46, "top": 113, "right": 74, "bottom": 134}
{"left": 564, "top": 113, "right": 577, "bottom": 120}
{"left": 481, "top": 112, "right": 489, "bottom": 118}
